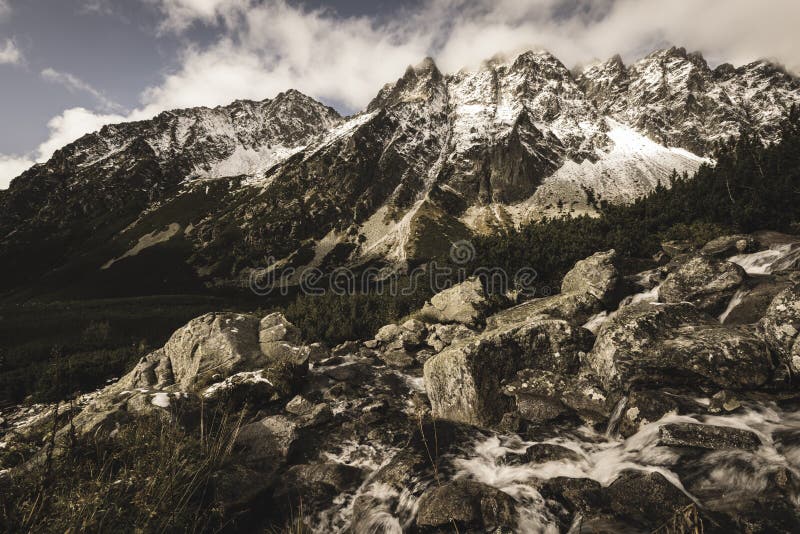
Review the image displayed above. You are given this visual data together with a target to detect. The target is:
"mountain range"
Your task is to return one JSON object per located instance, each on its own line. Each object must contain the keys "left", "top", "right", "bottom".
{"left": 1, "top": 46, "right": 799, "bottom": 297}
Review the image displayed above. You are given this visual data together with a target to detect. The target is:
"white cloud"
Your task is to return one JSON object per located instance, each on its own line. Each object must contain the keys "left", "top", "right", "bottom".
{"left": 0, "top": 155, "right": 35, "bottom": 189}
{"left": 41, "top": 68, "right": 124, "bottom": 112}
{"left": 0, "top": 38, "right": 22, "bottom": 65}
{"left": 2, "top": 0, "right": 799, "bottom": 190}
{"left": 149, "top": 0, "right": 251, "bottom": 32}
{"left": 0, "top": 108, "right": 126, "bottom": 189}
{"left": 0, "top": 0, "right": 10, "bottom": 20}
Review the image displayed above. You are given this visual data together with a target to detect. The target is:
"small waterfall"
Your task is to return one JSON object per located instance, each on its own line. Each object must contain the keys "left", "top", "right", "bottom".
{"left": 729, "top": 243, "right": 795, "bottom": 275}
{"left": 718, "top": 288, "right": 748, "bottom": 324}
{"left": 605, "top": 396, "right": 628, "bottom": 437}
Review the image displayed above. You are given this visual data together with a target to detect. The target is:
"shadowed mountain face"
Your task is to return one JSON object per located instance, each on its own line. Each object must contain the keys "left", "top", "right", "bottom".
{"left": 1, "top": 47, "right": 799, "bottom": 296}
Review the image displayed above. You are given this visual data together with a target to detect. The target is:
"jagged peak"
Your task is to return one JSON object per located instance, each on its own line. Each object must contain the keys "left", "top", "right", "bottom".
{"left": 639, "top": 46, "right": 709, "bottom": 71}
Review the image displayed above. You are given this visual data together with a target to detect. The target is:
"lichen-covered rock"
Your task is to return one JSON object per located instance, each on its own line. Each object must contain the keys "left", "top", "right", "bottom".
{"left": 605, "top": 470, "right": 693, "bottom": 528}
{"left": 658, "top": 255, "right": 746, "bottom": 314}
{"left": 588, "top": 302, "right": 774, "bottom": 392}
{"left": 561, "top": 249, "right": 623, "bottom": 306}
{"left": 657, "top": 422, "right": 761, "bottom": 450}
{"left": 420, "top": 277, "right": 489, "bottom": 326}
{"left": 424, "top": 318, "right": 593, "bottom": 426}
{"left": 415, "top": 480, "right": 516, "bottom": 531}
{"left": 760, "top": 283, "right": 800, "bottom": 372}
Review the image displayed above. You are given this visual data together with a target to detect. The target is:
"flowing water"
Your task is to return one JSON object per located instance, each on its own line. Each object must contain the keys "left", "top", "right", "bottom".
{"left": 308, "top": 345, "right": 800, "bottom": 533}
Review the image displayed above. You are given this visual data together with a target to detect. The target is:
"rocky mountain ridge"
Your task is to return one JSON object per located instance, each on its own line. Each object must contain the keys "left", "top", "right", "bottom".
{"left": 1, "top": 46, "right": 799, "bottom": 295}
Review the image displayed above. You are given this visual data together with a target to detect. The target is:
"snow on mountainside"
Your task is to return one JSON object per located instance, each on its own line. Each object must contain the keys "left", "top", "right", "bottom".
{"left": 1, "top": 46, "right": 799, "bottom": 292}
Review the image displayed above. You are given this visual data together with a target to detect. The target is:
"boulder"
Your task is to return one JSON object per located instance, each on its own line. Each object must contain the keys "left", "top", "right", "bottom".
{"left": 538, "top": 477, "right": 604, "bottom": 515}
{"left": 659, "top": 256, "right": 746, "bottom": 314}
{"left": 588, "top": 302, "right": 774, "bottom": 392}
{"left": 605, "top": 470, "right": 692, "bottom": 528}
{"left": 424, "top": 318, "right": 594, "bottom": 426}
{"left": 701, "top": 234, "right": 756, "bottom": 258}
{"left": 760, "top": 283, "right": 800, "bottom": 372}
{"left": 259, "top": 312, "right": 302, "bottom": 345}
{"left": 486, "top": 291, "right": 601, "bottom": 330}
{"left": 561, "top": 249, "right": 623, "bottom": 307}
{"left": 415, "top": 480, "right": 516, "bottom": 531}
{"left": 707, "top": 390, "right": 742, "bottom": 414}
{"left": 657, "top": 422, "right": 761, "bottom": 450}
{"left": 420, "top": 277, "right": 489, "bottom": 327}
{"left": 273, "top": 462, "right": 365, "bottom": 517}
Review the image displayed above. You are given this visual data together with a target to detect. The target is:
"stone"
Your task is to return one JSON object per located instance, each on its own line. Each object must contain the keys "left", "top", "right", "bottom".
{"left": 504, "top": 369, "right": 616, "bottom": 426}
{"left": 701, "top": 234, "right": 756, "bottom": 258}
{"left": 236, "top": 415, "right": 299, "bottom": 464}
{"left": 424, "top": 317, "right": 593, "bottom": 426}
{"left": 618, "top": 390, "right": 704, "bottom": 438}
{"left": 658, "top": 255, "right": 746, "bottom": 314}
{"left": 720, "top": 276, "right": 791, "bottom": 325}
{"left": 538, "top": 477, "right": 604, "bottom": 515}
{"left": 486, "top": 291, "right": 601, "bottom": 330}
{"left": 657, "top": 422, "right": 761, "bottom": 450}
{"left": 415, "top": 480, "right": 516, "bottom": 531}
{"left": 259, "top": 312, "right": 302, "bottom": 345}
{"left": 425, "top": 323, "right": 474, "bottom": 353}
{"left": 285, "top": 394, "right": 314, "bottom": 416}
{"left": 707, "top": 390, "right": 742, "bottom": 414}
{"left": 522, "top": 443, "right": 582, "bottom": 464}
{"left": 420, "top": 277, "right": 490, "bottom": 327}
{"left": 588, "top": 302, "right": 774, "bottom": 392}
{"left": 760, "top": 283, "right": 800, "bottom": 372}
{"left": 561, "top": 249, "right": 623, "bottom": 307}
{"left": 605, "top": 470, "right": 693, "bottom": 528}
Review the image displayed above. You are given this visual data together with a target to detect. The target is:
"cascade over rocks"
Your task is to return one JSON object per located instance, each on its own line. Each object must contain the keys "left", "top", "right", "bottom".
{"left": 658, "top": 255, "right": 747, "bottom": 314}
{"left": 588, "top": 302, "right": 774, "bottom": 392}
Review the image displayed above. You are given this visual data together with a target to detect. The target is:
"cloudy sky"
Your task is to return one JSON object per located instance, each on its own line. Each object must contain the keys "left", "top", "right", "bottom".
{"left": 0, "top": 0, "right": 798, "bottom": 188}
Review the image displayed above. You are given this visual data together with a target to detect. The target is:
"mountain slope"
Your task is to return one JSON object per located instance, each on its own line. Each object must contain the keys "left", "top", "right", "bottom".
{"left": 1, "top": 47, "right": 798, "bottom": 297}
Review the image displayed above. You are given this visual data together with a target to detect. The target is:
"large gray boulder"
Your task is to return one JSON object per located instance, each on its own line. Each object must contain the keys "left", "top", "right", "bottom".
{"left": 588, "top": 302, "right": 774, "bottom": 392}
{"left": 420, "top": 277, "right": 489, "bottom": 327}
{"left": 658, "top": 255, "right": 746, "bottom": 314}
{"left": 657, "top": 422, "right": 761, "bottom": 450}
{"left": 760, "top": 284, "right": 800, "bottom": 372}
{"left": 561, "top": 249, "right": 623, "bottom": 307}
{"left": 424, "top": 317, "right": 594, "bottom": 426}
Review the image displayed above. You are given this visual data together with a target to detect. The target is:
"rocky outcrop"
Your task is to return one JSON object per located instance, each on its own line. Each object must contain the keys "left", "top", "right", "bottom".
{"left": 760, "top": 283, "right": 800, "bottom": 372}
{"left": 588, "top": 302, "right": 774, "bottom": 392}
{"left": 486, "top": 291, "right": 601, "bottom": 329}
{"left": 424, "top": 317, "right": 593, "bottom": 426}
{"left": 658, "top": 255, "right": 746, "bottom": 314}
{"left": 419, "top": 277, "right": 489, "bottom": 327}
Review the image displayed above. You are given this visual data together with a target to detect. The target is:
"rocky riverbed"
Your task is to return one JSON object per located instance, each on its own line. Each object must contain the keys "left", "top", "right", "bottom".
{"left": 3, "top": 231, "right": 800, "bottom": 533}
